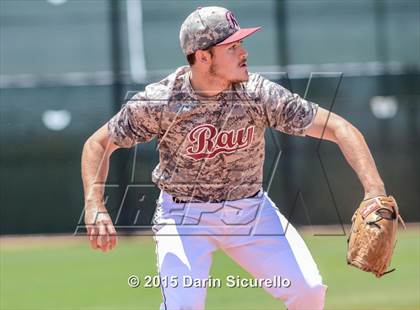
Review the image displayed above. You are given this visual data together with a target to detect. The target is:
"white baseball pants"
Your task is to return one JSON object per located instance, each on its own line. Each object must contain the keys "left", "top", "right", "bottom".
{"left": 153, "top": 190, "right": 327, "bottom": 310}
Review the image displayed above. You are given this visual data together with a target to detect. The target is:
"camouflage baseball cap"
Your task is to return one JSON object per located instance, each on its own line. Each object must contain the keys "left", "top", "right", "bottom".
{"left": 179, "top": 6, "right": 261, "bottom": 56}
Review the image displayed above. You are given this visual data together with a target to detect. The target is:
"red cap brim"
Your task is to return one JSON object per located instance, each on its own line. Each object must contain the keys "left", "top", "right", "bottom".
{"left": 216, "top": 27, "right": 261, "bottom": 46}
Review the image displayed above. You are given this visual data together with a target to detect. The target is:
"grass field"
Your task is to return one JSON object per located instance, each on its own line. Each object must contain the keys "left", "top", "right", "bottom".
{"left": 1, "top": 227, "right": 419, "bottom": 310}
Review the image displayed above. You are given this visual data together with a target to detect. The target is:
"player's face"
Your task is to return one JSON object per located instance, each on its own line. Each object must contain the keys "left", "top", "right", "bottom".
{"left": 209, "top": 40, "right": 249, "bottom": 83}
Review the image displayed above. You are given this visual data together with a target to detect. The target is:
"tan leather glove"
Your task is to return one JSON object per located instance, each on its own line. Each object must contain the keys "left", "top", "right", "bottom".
{"left": 347, "top": 195, "right": 405, "bottom": 277}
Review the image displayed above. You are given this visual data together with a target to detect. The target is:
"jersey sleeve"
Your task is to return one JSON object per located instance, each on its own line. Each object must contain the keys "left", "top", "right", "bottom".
{"left": 259, "top": 76, "right": 318, "bottom": 136}
{"left": 107, "top": 91, "right": 161, "bottom": 148}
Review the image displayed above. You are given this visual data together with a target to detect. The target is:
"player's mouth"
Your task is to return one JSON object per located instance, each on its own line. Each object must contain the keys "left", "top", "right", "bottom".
{"left": 239, "top": 61, "right": 247, "bottom": 68}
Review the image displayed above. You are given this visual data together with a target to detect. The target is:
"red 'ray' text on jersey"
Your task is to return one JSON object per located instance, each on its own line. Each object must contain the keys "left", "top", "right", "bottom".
{"left": 186, "top": 124, "right": 255, "bottom": 160}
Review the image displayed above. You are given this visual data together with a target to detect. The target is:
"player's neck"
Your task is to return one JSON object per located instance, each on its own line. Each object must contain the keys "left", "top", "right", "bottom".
{"left": 189, "top": 69, "right": 231, "bottom": 98}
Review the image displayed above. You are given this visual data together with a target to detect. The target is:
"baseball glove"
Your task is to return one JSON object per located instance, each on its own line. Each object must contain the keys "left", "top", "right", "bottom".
{"left": 347, "top": 195, "right": 405, "bottom": 277}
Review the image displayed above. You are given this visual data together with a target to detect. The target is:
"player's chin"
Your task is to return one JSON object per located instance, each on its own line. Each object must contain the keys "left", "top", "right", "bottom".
{"left": 231, "top": 69, "right": 249, "bottom": 83}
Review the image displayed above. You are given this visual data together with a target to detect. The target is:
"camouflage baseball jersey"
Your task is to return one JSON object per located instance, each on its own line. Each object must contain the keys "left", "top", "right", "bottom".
{"left": 108, "top": 66, "right": 318, "bottom": 202}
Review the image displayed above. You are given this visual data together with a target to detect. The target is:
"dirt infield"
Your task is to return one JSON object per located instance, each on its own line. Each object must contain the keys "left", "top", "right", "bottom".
{"left": 0, "top": 232, "right": 154, "bottom": 250}
{"left": 1, "top": 223, "right": 418, "bottom": 250}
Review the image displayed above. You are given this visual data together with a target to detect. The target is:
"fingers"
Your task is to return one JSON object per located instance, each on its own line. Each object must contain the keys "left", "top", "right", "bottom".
{"left": 86, "top": 220, "right": 117, "bottom": 252}
{"left": 380, "top": 197, "right": 396, "bottom": 207}
{"left": 97, "top": 221, "right": 106, "bottom": 251}
{"left": 87, "top": 225, "right": 99, "bottom": 249}
{"left": 106, "top": 222, "right": 118, "bottom": 250}
{"left": 99, "top": 221, "right": 116, "bottom": 252}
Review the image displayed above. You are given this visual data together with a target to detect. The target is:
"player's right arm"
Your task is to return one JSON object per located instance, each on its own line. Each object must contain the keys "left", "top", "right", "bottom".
{"left": 81, "top": 124, "right": 120, "bottom": 252}
{"left": 81, "top": 89, "right": 162, "bottom": 252}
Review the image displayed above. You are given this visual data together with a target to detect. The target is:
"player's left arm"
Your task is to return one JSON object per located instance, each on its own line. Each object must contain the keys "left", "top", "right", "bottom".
{"left": 305, "top": 107, "right": 385, "bottom": 200}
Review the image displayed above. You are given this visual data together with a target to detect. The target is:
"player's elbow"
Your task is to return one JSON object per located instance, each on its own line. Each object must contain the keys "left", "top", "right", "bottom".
{"left": 83, "top": 135, "right": 101, "bottom": 151}
{"left": 82, "top": 137, "right": 105, "bottom": 160}
{"left": 83, "top": 125, "right": 120, "bottom": 157}
{"left": 332, "top": 118, "right": 364, "bottom": 145}
{"left": 83, "top": 136, "right": 117, "bottom": 159}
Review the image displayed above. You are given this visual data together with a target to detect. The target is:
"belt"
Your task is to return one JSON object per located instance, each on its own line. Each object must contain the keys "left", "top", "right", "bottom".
{"left": 172, "top": 191, "right": 260, "bottom": 204}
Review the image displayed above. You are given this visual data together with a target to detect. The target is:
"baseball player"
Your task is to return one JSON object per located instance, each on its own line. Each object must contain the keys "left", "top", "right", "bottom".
{"left": 82, "top": 7, "right": 388, "bottom": 310}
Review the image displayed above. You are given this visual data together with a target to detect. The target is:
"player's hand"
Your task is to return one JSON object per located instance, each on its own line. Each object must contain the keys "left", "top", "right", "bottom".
{"left": 84, "top": 206, "right": 117, "bottom": 252}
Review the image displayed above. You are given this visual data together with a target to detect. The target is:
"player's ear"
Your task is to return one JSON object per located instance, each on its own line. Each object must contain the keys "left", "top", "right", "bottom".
{"left": 196, "top": 50, "right": 211, "bottom": 64}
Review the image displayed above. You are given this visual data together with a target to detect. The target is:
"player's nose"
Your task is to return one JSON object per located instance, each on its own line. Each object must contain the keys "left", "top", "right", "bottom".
{"left": 239, "top": 46, "right": 248, "bottom": 60}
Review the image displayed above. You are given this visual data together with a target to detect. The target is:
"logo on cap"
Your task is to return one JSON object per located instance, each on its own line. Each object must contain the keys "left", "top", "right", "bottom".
{"left": 226, "top": 11, "right": 239, "bottom": 29}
